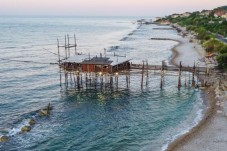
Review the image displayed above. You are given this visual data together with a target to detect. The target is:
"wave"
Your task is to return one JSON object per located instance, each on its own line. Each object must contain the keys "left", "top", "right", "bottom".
{"left": 161, "top": 91, "right": 205, "bottom": 151}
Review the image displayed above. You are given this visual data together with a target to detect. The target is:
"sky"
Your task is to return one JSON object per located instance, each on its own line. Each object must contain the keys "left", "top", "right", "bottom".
{"left": 0, "top": 0, "right": 226, "bottom": 16}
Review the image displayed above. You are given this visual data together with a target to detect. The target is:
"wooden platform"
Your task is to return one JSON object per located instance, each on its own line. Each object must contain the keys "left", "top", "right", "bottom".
{"left": 131, "top": 64, "right": 207, "bottom": 73}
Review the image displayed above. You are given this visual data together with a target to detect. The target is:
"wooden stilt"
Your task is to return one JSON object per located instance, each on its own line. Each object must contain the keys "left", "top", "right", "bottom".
{"left": 89, "top": 72, "right": 91, "bottom": 87}
{"left": 60, "top": 67, "right": 62, "bottom": 87}
{"left": 110, "top": 75, "right": 113, "bottom": 86}
{"left": 73, "top": 73, "right": 76, "bottom": 87}
{"left": 65, "top": 72, "right": 68, "bottom": 88}
{"left": 95, "top": 72, "right": 97, "bottom": 89}
{"left": 178, "top": 61, "right": 182, "bottom": 90}
{"left": 85, "top": 73, "right": 88, "bottom": 87}
{"left": 80, "top": 73, "right": 83, "bottom": 88}
{"left": 126, "top": 71, "right": 128, "bottom": 88}
{"left": 160, "top": 70, "right": 164, "bottom": 89}
{"left": 77, "top": 72, "right": 80, "bottom": 89}
{"left": 192, "top": 62, "right": 196, "bottom": 87}
{"left": 115, "top": 72, "right": 119, "bottom": 89}
{"left": 146, "top": 60, "right": 149, "bottom": 86}
{"left": 74, "top": 34, "right": 77, "bottom": 55}
{"left": 141, "top": 61, "right": 144, "bottom": 88}
{"left": 69, "top": 72, "right": 73, "bottom": 84}
{"left": 57, "top": 39, "right": 62, "bottom": 87}
{"left": 184, "top": 71, "right": 187, "bottom": 87}
{"left": 65, "top": 35, "right": 67, "bottom": 59}
{"left": 67, "top": 34, "right": 70, "bottom": 58}
{"left": 116, "top": 74, "right": 118, "bottom": 89}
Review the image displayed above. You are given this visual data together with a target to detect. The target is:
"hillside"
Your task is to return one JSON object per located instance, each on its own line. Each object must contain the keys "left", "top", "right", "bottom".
{"left": 214, "top": 5, "right": 227, "bottom": 11}
{"left": 160, "top": 6, "right": 227, "bottom": 70}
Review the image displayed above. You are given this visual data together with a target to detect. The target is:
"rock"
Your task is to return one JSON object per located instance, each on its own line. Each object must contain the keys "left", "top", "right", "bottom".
{"left": 21, "top": 126, "right": 31, "bottom": 133}
{"left": 39, "top": 109, "right": 49, "bottom": 116}
{"left": 0, "top": 135, "right": 9, "bottom": 142}
{"left": 29, "top": 119, "right": 36, "bottom": 125}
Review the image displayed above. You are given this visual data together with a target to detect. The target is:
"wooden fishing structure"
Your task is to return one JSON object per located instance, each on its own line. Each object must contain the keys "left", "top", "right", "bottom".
{"left": 57, "top": 35, "right": 212, "bottom": 90}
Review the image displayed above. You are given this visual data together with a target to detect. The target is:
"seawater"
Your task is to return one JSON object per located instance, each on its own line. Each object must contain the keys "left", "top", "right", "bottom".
{"left": 0, "top": 16, "right": 206, "bottom": 151}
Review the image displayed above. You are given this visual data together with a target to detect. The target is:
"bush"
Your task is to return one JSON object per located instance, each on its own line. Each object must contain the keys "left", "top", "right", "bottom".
{"left": 203, "top": 38, "right": 225, "bottom": 52}
{"left": 220, "top": 45, "right": 227, "bottom": 54}
{"left": 217, "top": 53, "right": 227, "bottom": 70}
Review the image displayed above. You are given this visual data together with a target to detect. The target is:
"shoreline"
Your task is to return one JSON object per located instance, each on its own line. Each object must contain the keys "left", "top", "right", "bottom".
{"left": 165, "top": 88, "right": 216, "bottom": 151}
{"left": 169, "top": 40, "right": 181, "bottom": 67}
{"left": 165, "top": 28, "right": 218, "bottom": 151}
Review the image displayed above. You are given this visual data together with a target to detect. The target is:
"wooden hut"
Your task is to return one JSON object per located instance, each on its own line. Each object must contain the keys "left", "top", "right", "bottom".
{"left": 61, "top": 53, "right": 131, "bottom": 74}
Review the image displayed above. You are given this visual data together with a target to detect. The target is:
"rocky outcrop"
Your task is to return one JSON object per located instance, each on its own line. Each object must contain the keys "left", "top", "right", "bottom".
{"left": 29, "top": 118, "right": 36, "bottom": 125}
{"left": 21, "top": 126, "right": 31, "bottom": 133}
{"left": 0, "top": 135, "right": 9, "bottom": 142}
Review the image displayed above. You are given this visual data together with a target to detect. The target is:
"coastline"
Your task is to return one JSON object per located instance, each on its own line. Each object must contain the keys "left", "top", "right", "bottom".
{"left": 166, "top": 88, "right": 216, "bottom": 151}
{"left": 165, "top": 27, "right": 218, "bottom": 151}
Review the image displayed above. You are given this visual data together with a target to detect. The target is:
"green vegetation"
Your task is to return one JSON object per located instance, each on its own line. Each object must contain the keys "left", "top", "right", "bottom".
{"left": 164, "top": 6, "right": 227, "bottom": 70}
{"left": 214, "top": 6, "right": 227, "bottom": 11}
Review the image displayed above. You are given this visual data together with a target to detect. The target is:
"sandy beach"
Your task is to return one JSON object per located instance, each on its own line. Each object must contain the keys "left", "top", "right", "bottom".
{"left": 165, "top": 26, "right": 227, "bottom": 151}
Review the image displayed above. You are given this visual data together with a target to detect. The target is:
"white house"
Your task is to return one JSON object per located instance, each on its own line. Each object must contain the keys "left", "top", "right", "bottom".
{"left": 182, "top": 12, "right": 191, "bottom": 17}
{"left": 221, "top": 13, "right": 227, "bottom": 20}
{"left": 200, "top": 10, "right": 212, "bottom": 16}
{"left": 171, "top": 14, "right": 180, "bottom": 18}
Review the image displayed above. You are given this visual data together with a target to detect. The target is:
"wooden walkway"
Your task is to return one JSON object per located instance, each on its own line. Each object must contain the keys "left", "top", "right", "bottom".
{"left": 131, "top": 64, "right": 207, "bottom": 73}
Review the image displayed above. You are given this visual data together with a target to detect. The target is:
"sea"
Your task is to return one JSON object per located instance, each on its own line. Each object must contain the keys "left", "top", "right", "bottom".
{"left": 0, "top": 16, "right": 206, "bottom": 151}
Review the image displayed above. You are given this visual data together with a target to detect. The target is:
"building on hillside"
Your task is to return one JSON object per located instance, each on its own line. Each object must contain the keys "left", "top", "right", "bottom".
{"left": 200, "top": 10, "right": 212, "bottom": 16}
{"left": 214, "top": 10, "right": 226, "bottom": 17}
{"left": 182, "top": 12, "right": 191, "bottom": 17}
{"left": 221, "top": 13, "right": 227, "bottom": 20}
{"left": 171, "top": 14, "right": 181, "bottom": 18}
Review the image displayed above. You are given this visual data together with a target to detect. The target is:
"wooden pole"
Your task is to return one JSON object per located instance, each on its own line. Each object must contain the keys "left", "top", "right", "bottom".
{"left": 77, "top": 72, "right": 80, "bottom": 89}
{"left": 70, "top": 72, "right": 73, "bottom": 85}
{"left": 80, "top": 73, "right": 83, "bottom": 88}
{"left": 110, "top": 75, "right": 113, "bottom": 86}
{"left": 188, "top": 66, "right": 190, "bottom": 87}
{"left": 178, "top": 61, "right": 182, "bottom": 90}
{"left": 73, "top": 73, "right": 76, "bottom": 88}
{"left": 57, "top": 39, "right": 61, "bottom": 64}
{"left": 65, "top": 72, "right": 68, "bottom": 88}
{"left": 86, "top": 73, "right": 88, "bottom": 88}
{"left": 67, "top": 34, "right": 70, "bottom": 58}
{"left": 126, "top": 71, "right": 129, "bottom": 88}
{"left": 141, "top": 61, "right": 144, "bottom": 88}
{"left": 146, "top": 59, "right": 149, "bottom": 86}
{"left": 116, "top": 73, "right": 118, "bottom": 89}
{"left": 160, "top": 70, "right": 163, "bottom": 89}
{"left": 95, "top": 72, "right": 97, "bottom": 89}
{"left": 57, "top": 39, "right": 62, "bottom": 87}
{"left": 184, "top": 71, "right": 187, "bottom": 87}
{"left": 192, "top": 62, "right": 196, "bottom": 87}
{"left": 65, "top": 35, "right": 67, "bottom": 59}
{"left": 74, "top": 34, "right": 77, "bottom": 55}
{"left": 100, "top": 74, "right": 103, "bottom": 88}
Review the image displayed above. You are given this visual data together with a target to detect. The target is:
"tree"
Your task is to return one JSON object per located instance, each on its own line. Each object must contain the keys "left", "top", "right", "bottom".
{"left": 217, "top": 53, "right": 227, "bottom": 70}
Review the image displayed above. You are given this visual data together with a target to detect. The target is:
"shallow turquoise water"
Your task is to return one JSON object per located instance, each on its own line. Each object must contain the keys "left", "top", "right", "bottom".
{"left": 0, "top": 16, "right": 205, "bottom": 151}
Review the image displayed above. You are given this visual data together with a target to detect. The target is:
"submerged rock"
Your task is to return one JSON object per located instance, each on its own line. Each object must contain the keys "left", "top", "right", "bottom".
{"left": 29, "top": 119, "right": 36, "bottom": 125}
{"left": 21, "top": 126, "right": 31, "bottom": 133}
{"left": 39, "top": 109, "right": 49, "bottom": 116}
{"left": 0, "top": 135, "right": 9, "bottom": 142}
{"left": 39, "top": 103, "right": 53, "bottom": 116}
